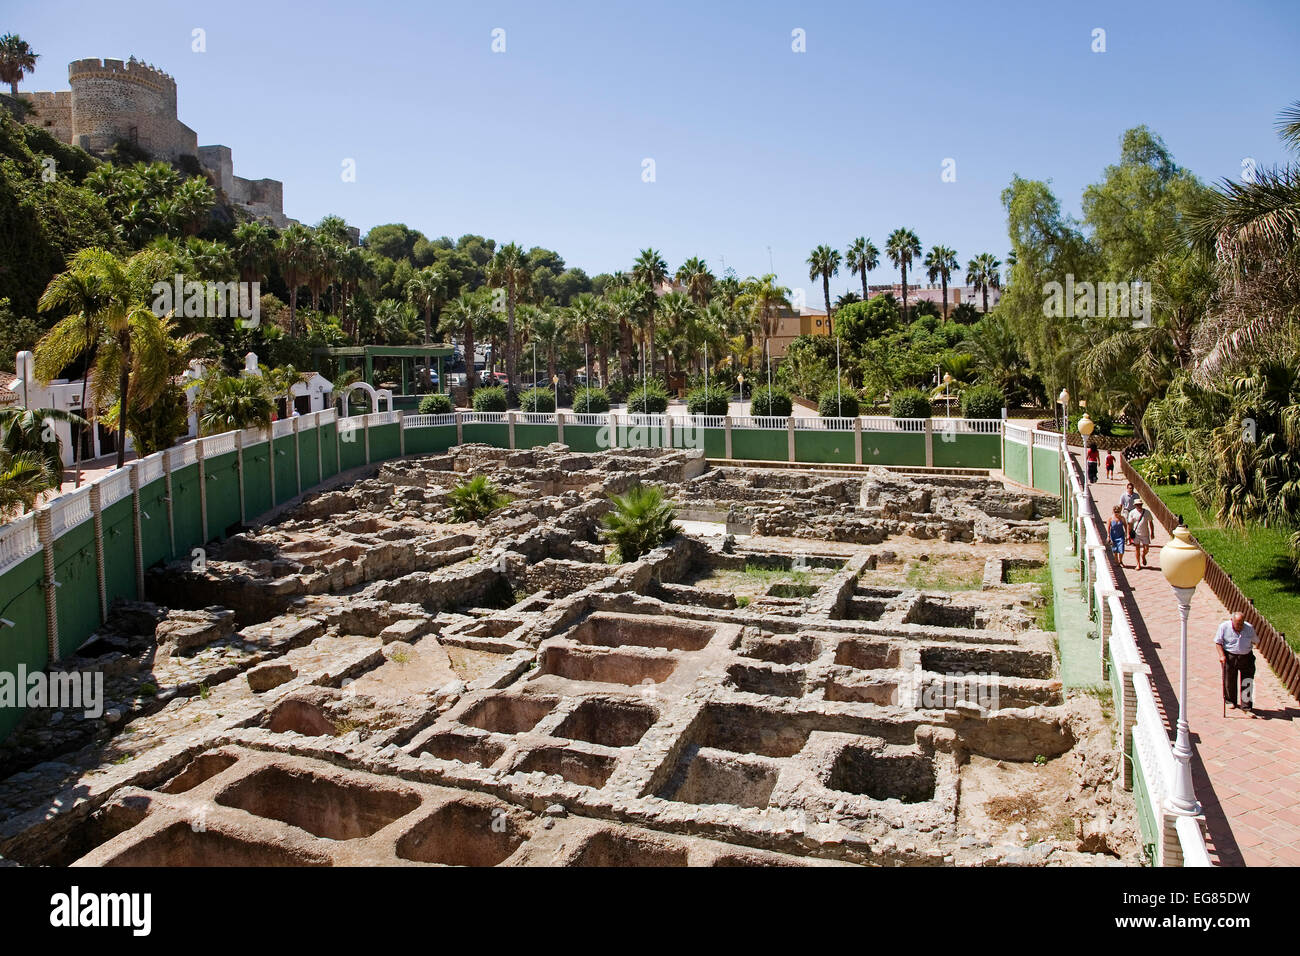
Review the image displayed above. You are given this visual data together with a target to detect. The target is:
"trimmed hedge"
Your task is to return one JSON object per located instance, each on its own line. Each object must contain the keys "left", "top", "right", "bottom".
{"left": 890, "top": 388, "right": 931, "bottom": 418}
{"left": 472, "top": 386, "right": 509, "bottom": 412}
{"left": 960, "top": 384, "right": 1005, "bottom": 419}
{"left": 687, "top": 384, "right": 731, "bottom": 416}
{"left": 626, "top": 380, "right": 670, "bottom": 414}
{"left": 417, "top": 393, "right": 453, "bottom": 414}
{"left": 818, "top": 389, "right": 860, "bottom": 417}
{"left": 518, "top": 387, "right": 556, "bottom": 413}
{"left": 749, "top": 386, "right": 793, "bottom": 417}
{"left": 573, "top": 386, "right": 610, "bottom": 413}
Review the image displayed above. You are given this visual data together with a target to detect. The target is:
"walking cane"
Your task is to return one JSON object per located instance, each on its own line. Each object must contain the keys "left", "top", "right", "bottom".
{"left": 1221, "top": 659, "right": 1227, "bottom": 718}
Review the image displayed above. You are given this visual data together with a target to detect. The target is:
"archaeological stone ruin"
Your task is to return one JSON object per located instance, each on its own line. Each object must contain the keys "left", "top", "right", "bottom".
{"left": 0, "top": 445, "right": 1138, "bottom": 867}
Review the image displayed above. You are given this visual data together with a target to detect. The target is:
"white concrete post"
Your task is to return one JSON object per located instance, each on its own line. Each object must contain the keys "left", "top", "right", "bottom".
{"left": 787, "top": 417, "right": 795, "bottom": 462}
{"left": 724, "top": 416, "right": 733, "bottom": 459}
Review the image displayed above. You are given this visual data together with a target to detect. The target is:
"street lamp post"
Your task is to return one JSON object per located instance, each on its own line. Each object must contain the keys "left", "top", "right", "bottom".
{"left": 1160, "top": 525, "right": 1207, "bottom": 816}
{"left": 1058, "top": 388, "right": 1070, "bottom": 437}
{"left": 1077, "top": 411, "right": 1095, "bottom": 516}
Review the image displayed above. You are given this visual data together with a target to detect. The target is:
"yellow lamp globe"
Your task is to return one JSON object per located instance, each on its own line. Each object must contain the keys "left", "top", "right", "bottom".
{"left": 1077, "top": 412, "right": 1095, "bottom": 437}
{"left": 1161, "top": 526, "right": 1207, "bottom": 589}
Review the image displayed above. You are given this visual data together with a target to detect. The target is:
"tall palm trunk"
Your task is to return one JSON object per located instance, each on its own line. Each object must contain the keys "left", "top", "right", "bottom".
{"left": 599, "top": 340, "right": 610, "bottom": 388}
{"left": 822, "top": 272, "right": 833, "bottom": 335}
{"left": 941, "top": 276, "right": 949, "bottom": 322}
{"left": 505, "top": 291, "right": 518, "bottom": 385}
{"left": 76, "top": 323, "right": 91, "bottom": 484}
{"left": 982, "top": 287, "right": 989, "bottom": 314}
{"left": 116, "top": 334, "right": 131, "bottom": 469}
{"left": 619, "top": 321, "right": 634, "bottom": 382}
{"left": 860, "top": 271, "right": 868, "bottom": 301}
{"left": 901, "top": 263, "right": 909, "bottom": 319}
{"left": 465, "top": 321, "right": 477, "bottom": 391}
{"left": 422, "top": 307, "right": 432, "bottom": 345}
{"left": 288, "top": 286, "right": 299, "bottom": 338}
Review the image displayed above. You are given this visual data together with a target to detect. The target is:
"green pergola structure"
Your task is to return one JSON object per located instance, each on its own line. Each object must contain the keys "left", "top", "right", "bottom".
{"left": 313, "top": 344, "right": 455, "bottom": 410}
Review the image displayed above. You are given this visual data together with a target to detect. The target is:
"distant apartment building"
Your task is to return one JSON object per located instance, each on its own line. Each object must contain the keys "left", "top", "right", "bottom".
{"left": 866, "top": 283, "right": 1001, "bottom": 312}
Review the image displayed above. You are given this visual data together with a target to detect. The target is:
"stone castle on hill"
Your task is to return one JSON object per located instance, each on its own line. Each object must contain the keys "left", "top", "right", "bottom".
{"left": 27, "top": 57, "right": 292, "bottom": 228}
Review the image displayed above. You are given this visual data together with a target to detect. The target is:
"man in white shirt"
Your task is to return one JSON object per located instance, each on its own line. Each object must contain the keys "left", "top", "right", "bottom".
{"left": 1118, "top": 482, "right": 1140, "bottom": 515}
{"left": 1215, "top": 612, "right": 1258, "bottom": 716}
{"left": 1127, "top": 500, "right": 1155, "bottom": 569}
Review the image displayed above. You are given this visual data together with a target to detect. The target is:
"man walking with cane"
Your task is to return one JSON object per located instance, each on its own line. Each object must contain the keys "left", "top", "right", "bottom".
{"left": 1215, "top": 611, "right": 1259, "bottom": 718}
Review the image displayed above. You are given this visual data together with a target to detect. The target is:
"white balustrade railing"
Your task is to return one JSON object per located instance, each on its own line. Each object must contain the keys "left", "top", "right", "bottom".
{"left": 240, "top": 426, "right": 266, "bottom": 447}
{"left": 203, "top": 432, "right": 238, "bottom": 457}
{"left": 318, "top": 407, "right": 337, "bottom": 425}
{"left": 402, "top": 413, "right": 457, "bottom": 428}
{"left": 136, "top": 452, "right": 165, "bottom": 485}
{"left": 571, "top": 413, "right": 607, "bottom": 427}
{"left": 793, "top": 416, "right": 856, "bottom": 431}
{"left": 167, "top": 441, "right": 198, "bottom": 468}
{"left": 0, "top": 513, "right": 39, "bottom": 574}
{"left": 272, "top": 418, "right": 296, "bottom": 438}
{"left": 49, "top": 486, "right": 92, "bottom": 539}
{"left": 729, "top": 415, "right": 786, "bottom": 430}
{"left": 518, "top": 412, "right": 556, "bottom": 425}
{"left": 96, "top": 467, "right": 133, "bottom": 507}
{"left": 1033, "top": 429, "right": 1063, "bottom": 449}
{"left": 462, "top": 411, "right": 506, "bottom": 424}
{"left": 1004, "top": 423, "right": 1030, "bottom": 443}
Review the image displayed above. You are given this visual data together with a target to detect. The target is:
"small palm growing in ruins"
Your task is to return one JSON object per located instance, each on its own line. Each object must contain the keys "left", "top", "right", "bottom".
{"left": 450, "top": 475, "right": 510, "bottom": 522}
{"left": 601, "top": 484, "right": 679, "bottom": 562}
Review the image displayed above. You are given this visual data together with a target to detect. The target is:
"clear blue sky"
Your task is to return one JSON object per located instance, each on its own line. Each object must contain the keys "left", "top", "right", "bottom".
{"left": 10, "top": 0, "right": 1300, "bottom": 302}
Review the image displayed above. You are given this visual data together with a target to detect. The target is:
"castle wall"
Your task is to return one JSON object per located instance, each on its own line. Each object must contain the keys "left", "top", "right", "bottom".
{"left": 198, "top": 144, "right": 234, "bottom": 195}
{"left": 68, "top": 58, "right": 198, "bottom": 162}
{"left": 24, "top": 57, "right": 289, "bottom": 225}
{"left": 26, "top": 91, "right": 73, "bottom": 143}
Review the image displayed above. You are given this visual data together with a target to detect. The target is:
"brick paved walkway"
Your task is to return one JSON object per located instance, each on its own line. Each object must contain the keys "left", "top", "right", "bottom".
{"left": 1078, "top": 453, "right": 1300, "bottom": 866}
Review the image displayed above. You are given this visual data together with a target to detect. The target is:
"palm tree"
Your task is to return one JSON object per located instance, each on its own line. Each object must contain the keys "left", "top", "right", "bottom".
{"left": 232, "top": 221, "right": 276, "bottom": 285}
{"left": 194, "top": 373, "right": 274, "bottom": 435}
{"left": 631, "top": 248, "right": 669, "bottom": 373}
{"left": 33, "top": 262, "right": 99, "bottom": 485}
{"left": 0, "top": 34, "right": 39, "bottom": 96}
{"left": 487, "top": 243, "right": 531, "bottom": 386}
{"left": 1186, "top": 101, "right": 1300, "bottom": 380}
{"left": 0, "top": 406, "right": 88, "bottom": 477}
{"left": 569, "top": 293, "right": 603, "bottom": 387}
{"left": 35, "top": 248, "right": 176, "bottom": 468}
{"left": 607, "top": 284, "right": 644, "bottom": 383}
{"left": 807, "top": 245, "right": 842, "bottom": 334}
{"left": 675, "top": 256, "right": 715, "bottom": 306}
{"left": 0, "top": 451, "right": 58, "bottom": 520}
{"left": 885, "top": 229, "right": 922, "bottom": 319}
{"left": 734, "top": 274, "right": 792, "bottom": 363}
{"left": 275, "top": 224, "right": 314, "bottom": 336}
{"left": 966, "top": 252, "right": 1003, "bottom": 315}
{"left": 924, "top": 245, "right": 960, "bottom": 321}
{"left": 442, "top": 292, "right": 490, "bottom": 390}
{"left": 406, "top": 266, "right": 448, "bottom": 344}
{"left": 657, "top": 291, "right": 695, "bottom": 381}
{"left": 846, "top": 237, "right": 879, "bottom": 301}
{"left": 600, "top": 484, "right": 679, "bottom": 562}
{"left": 336, "top": 246, "right": 373, "bottom": 339}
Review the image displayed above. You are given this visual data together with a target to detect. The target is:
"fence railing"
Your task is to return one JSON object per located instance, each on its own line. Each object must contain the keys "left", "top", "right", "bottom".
{"left": 1064, "top": 440, "right": 1211, "bottom": 866}
{"left": 401, "top": 413, "right": 457, "bottom": 428}
{"left": 0, "top": 513, "right": 39, "bottom": 575}
{"left": 1119, "top": 455, "right": 1300, "bottom": 700}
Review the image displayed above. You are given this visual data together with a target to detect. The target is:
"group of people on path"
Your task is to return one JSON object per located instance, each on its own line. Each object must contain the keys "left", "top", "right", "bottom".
{"left": 1092, "top": 455, "right": 1262, "bottom": 718}
{"left": 1107, "top": 482, "right": 1156, "bottom": 570}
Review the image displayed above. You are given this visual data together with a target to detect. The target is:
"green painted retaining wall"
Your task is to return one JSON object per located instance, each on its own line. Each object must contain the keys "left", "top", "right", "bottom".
{"left": 933, "top": 433, "right": 1002, "bottom": 469}
{"left": 731, "top": 429, "right": 787, "bottom": 462}
{"left": 1004, "top": 437, "right": 1028, "bottom": 485}
{"left": 0, "top": 552, "right": 48, "bottom": 738}
{"left": 794, "top": 430, "right": 855, "bottom": 465}
{"left": 861, "top": 431, "right": 927, "bottom": 466}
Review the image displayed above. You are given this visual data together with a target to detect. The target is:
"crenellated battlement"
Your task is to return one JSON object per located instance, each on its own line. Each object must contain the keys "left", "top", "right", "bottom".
{"left": 68, "top": 57, "right": 177, "bottom": 93}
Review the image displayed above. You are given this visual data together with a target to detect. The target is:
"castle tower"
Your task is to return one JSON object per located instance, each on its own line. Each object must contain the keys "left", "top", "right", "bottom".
{"left": 67, "top": 57, "right": 198, "bottom": 162}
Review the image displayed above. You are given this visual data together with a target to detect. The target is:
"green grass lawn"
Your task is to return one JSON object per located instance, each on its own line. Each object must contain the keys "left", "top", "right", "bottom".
{"left": 1133, "top": 469, "right": 1300, "bottom": 651}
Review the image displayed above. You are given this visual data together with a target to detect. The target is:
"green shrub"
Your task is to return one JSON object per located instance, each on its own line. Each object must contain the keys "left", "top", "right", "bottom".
{"left": 626, "top": 380, "right": 670, "bottom": 414}
{"left": 600, "top": 484, "right": 679, "bottom": 562}
{"left": 818, "top": 389, "right": 860, "bottom": 417}
{"left": 605, "top": 377, "right": 629, "bottom": 403}
{"left": 890, "top": 389, "right": 932, "bottom": 418}
{"left": 1139, "top": 453, "right": 1190, "bottom": 485}
{"left": 960, "top": 384, "right": 1005, "bottom": 419}
{"left": 687, "top": 384, "right": 731, "bottom": 416}
{"left": 518, "top": 387, "right": 556, "bottom": 413}
{"left": 449, "top": 474, "right": 510, "bottom": 521}
{"left": 472, "top": 386, "right": 508, "bottom": 412}
{"left": 572, "top": 386, "right": 610, "bottom": 413}
{"left": 749, "top": 386, "right": 793, "bottom": 417}
{"left": 1066, "top": 411, "right": 1115, "bottom": 437}
{"left": 417, "top": 393, "right": 453, "bottom": 415}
